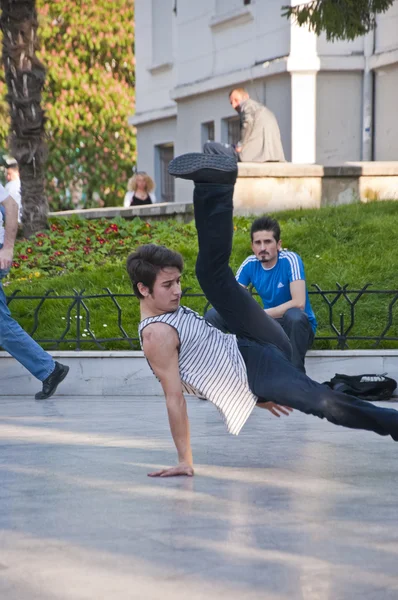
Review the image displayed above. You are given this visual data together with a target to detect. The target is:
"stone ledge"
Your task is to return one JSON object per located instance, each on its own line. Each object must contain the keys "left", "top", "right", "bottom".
{"left": 238, "top": 161, "right": 398, "bottom": 177}
{"left": 1, "top": 350, "right": 397, "bottom": 397}
{"left": 49, "top": 202, "right": 194, "bottom": 222}
{"left": 49, "top": 162, "right": 398, "bottom": 220}
{"left": 233, "top": 161, "right": 398, "bottom": 213}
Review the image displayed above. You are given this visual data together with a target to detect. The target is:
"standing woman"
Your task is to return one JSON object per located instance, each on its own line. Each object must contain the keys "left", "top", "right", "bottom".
{"left": 123, "top": 171, "right": 156, "bottom": 207}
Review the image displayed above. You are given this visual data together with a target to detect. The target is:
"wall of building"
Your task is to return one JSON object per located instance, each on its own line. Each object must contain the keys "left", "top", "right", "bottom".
{"left": 265, "top": 74, "right": 292, "bottom": 161}
{"left": 134, "top": 0, "right": 177, "bottom": 115}
{"left": 174, "top": 0, "right": 290, "bottom": 87}
{"left": 316, "top": 32, "right": 364, "bottom": 56}
{"left": 374, "top": 64, "right": 398, "bottom": 160}
{"left": 175, "top": 0, "right": 221, "bottom": 85}
{"left": 371, "top": 3, "right": 398, "bottom": 161}
{"left": 375, "top": 1, "right": 398, "bottom": 53}
{"left": 133, "top": 0, "right": 398, "bottom": 199}
{"left": 316, "top": 72, "right": 363, "bottom": 164}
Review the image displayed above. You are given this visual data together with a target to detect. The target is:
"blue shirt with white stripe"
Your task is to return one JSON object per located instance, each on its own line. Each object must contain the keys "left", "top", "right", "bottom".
{"left": 236, "top": 251, "right": 317, "bottom": 332}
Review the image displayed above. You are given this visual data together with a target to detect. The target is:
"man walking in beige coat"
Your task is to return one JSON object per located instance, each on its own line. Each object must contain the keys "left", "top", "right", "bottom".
{"left": 204, "top": 88, "right": 285, "bottom": 163}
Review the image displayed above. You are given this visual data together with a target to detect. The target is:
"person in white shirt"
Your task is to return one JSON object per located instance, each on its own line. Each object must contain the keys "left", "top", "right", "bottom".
{"left": 0, "top": 182, "right": 69, "bottom": 399}
{"left": 4, "top": 160, "right": 22, "bottom": 223}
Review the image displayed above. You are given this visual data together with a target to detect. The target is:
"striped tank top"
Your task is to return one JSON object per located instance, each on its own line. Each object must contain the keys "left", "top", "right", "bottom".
{"left": 139, "top": 305, "right": 257, "bottom": 435}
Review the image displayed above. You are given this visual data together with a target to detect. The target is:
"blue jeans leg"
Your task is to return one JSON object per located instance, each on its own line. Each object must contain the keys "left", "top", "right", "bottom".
{"left": 0, "top": 282, "right": 55, "bottom": 381}
{"left": 238, "top": 339, "right": 398, "bottom": 441}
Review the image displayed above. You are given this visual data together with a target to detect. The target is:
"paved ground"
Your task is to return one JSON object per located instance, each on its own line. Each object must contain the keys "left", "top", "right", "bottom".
{"left": 1, "top": 395, "right": 398, "bottom": 600}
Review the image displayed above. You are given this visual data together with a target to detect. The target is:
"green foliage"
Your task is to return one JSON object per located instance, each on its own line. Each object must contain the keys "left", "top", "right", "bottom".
{"left": 7, "top": 215, "right": 197, "bottom": 282}
{"left": 0, "top": 0, "right": 135, "bottom": 210}
{"left": 282, "top": 0, "right": 395, "bottom": 41}
{"left": 4, "top": 201, "right": 398, "bottom": 350}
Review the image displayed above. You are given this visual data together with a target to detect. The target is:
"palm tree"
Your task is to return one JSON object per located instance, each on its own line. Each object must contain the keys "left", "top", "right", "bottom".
{"left": 0, "top": 0, "right": 48, "bottom": 237}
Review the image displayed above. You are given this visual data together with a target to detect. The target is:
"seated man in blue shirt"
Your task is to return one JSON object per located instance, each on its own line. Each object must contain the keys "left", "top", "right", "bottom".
{"left": 205, "top": 215, "right": 317, "bottom": 372}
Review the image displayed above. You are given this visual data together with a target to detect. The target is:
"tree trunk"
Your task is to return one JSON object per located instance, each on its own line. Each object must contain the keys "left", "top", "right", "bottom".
{"left": 0, "top": 0, "right": 48, "bottom": 238}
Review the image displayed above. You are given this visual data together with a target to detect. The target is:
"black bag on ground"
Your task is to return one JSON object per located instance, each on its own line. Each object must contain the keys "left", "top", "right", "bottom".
{"left": 324, "top": 373, "right": 397, "bottom": 401}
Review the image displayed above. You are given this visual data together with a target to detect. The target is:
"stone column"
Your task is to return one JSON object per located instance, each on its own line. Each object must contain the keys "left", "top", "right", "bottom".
{"left": 288, "top": 11, "right": 319, "bottom": 164}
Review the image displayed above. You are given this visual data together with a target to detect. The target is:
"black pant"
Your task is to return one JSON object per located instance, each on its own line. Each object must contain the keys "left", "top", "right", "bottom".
{"left": 203, "top": 142, "right": 239, "bottom": 161}
{"left": 205, "top": 306, "right": 314, "bottom": 372}
{"left": 276, "top": 308, "right": 314, "bottom": 372}
{"left": 193, "top": 182, "right": 398, "bottom": 441}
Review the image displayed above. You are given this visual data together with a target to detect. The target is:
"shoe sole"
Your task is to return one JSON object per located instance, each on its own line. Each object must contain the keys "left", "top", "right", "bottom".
{"left": 168, "top": 153, "right": 237, "bottom": 177}
{"left": 35, "top": 366, "right": 70, "bottom": 400}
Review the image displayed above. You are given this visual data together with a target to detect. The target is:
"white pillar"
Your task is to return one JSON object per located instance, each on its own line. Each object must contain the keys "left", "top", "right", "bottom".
{"left": 290, "top": 71, "right": 318, "bottom": 163}
{"left": 288, "top": 9, "right": 320, "bottom": 164}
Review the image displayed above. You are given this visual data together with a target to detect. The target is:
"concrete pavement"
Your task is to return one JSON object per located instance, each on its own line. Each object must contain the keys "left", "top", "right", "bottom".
{"left": 1, "top": 394, "right": 398, "bottom": 599}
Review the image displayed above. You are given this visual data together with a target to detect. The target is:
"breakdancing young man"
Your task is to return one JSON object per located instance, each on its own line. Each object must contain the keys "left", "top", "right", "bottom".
{"left": 127, "top": 154, "right": 398, "bottom": 478}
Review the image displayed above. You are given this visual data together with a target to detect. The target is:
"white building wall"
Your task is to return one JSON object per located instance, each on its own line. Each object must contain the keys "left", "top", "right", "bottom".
{"left": 316, "top": 72, "right": 363, "bottom": 164}
{"left": 175, "top": 89, "right": 232, "bottom": 156}
{"left": 373, "top": 3, "right": 398, "bottom": 159}
{"left": 132, "top": 0, "right": 398, "bottom": 200}
{"left": 134, "top": 0, "right": 176, "bottom": 115}
{"left": 316, "top": 33, "right": 364, "bottom": 56}
{"left": 374, "top": 64, "right": 398, "bottom": 160}
{"left": 175, "top": 0, "right": 290, "bottom": 87}
{"left": 375, "top": 2, "right": 398, "bottom": 53}
{"left": 264, "top": 74, "right": 292, "bottom": 161}
{"left": 253, "top": 1, "right": 291, "bottom": 62}
{"left": 175, "top": 0, "right": 216, "bottom": 85}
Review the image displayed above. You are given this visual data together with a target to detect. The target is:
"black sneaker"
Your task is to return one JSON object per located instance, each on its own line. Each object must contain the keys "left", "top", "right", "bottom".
{"left": 168, "top": 153, "right": 238, "bottom": 185}
{"left": 35, "top": 362, "right": 69, "bottom": 400}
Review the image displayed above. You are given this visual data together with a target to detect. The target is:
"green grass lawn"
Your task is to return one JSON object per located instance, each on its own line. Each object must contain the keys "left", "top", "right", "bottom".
{"left": 4, "top": 200, "right": 398, "bottom": 350}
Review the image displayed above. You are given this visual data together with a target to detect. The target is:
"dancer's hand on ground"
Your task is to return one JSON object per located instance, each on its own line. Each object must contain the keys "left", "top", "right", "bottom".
{"left": 0, "top": 247, "right": 13, "bottom": 270}
{"left": 257, "top": 401, "right": 293, "bottom": 417}
{"left": 148, "top": 462, "right": 194, "bottom": 478}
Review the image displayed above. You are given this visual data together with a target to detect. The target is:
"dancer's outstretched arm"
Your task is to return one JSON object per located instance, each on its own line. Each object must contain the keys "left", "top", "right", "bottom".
{"left": 142, "top": 323, "right": 194, "bottom": 478}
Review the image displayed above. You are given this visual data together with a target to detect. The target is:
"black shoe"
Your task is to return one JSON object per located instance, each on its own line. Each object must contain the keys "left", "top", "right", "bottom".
{"left": 35, "top": 362, "right": 69, "bottom": 400}
{"left": 168, "top": 153, "right": 237, "bottom": 185}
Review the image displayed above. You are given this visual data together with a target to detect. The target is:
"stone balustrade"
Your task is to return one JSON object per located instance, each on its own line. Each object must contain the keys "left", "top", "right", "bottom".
{"left": 50, "top": 162, "right": 398, "bottom": 220}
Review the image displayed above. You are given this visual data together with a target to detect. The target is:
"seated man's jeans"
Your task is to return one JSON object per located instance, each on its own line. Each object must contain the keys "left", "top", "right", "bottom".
{"left": 274, "top": 308, "right": 314, "bottom": 372}
{"left": 203, "top": 142, "right": 239, "bottom": 161}
{"left": 0, "top": 244, "right": 54, "bottom": 381}
{"left": 205, "top": 306, "right": 314, "bottom": 372}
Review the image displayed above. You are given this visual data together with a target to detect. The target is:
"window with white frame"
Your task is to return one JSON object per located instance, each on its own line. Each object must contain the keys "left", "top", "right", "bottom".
{"left": 152, "top": 0, "right": 173, "bottom": 67}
